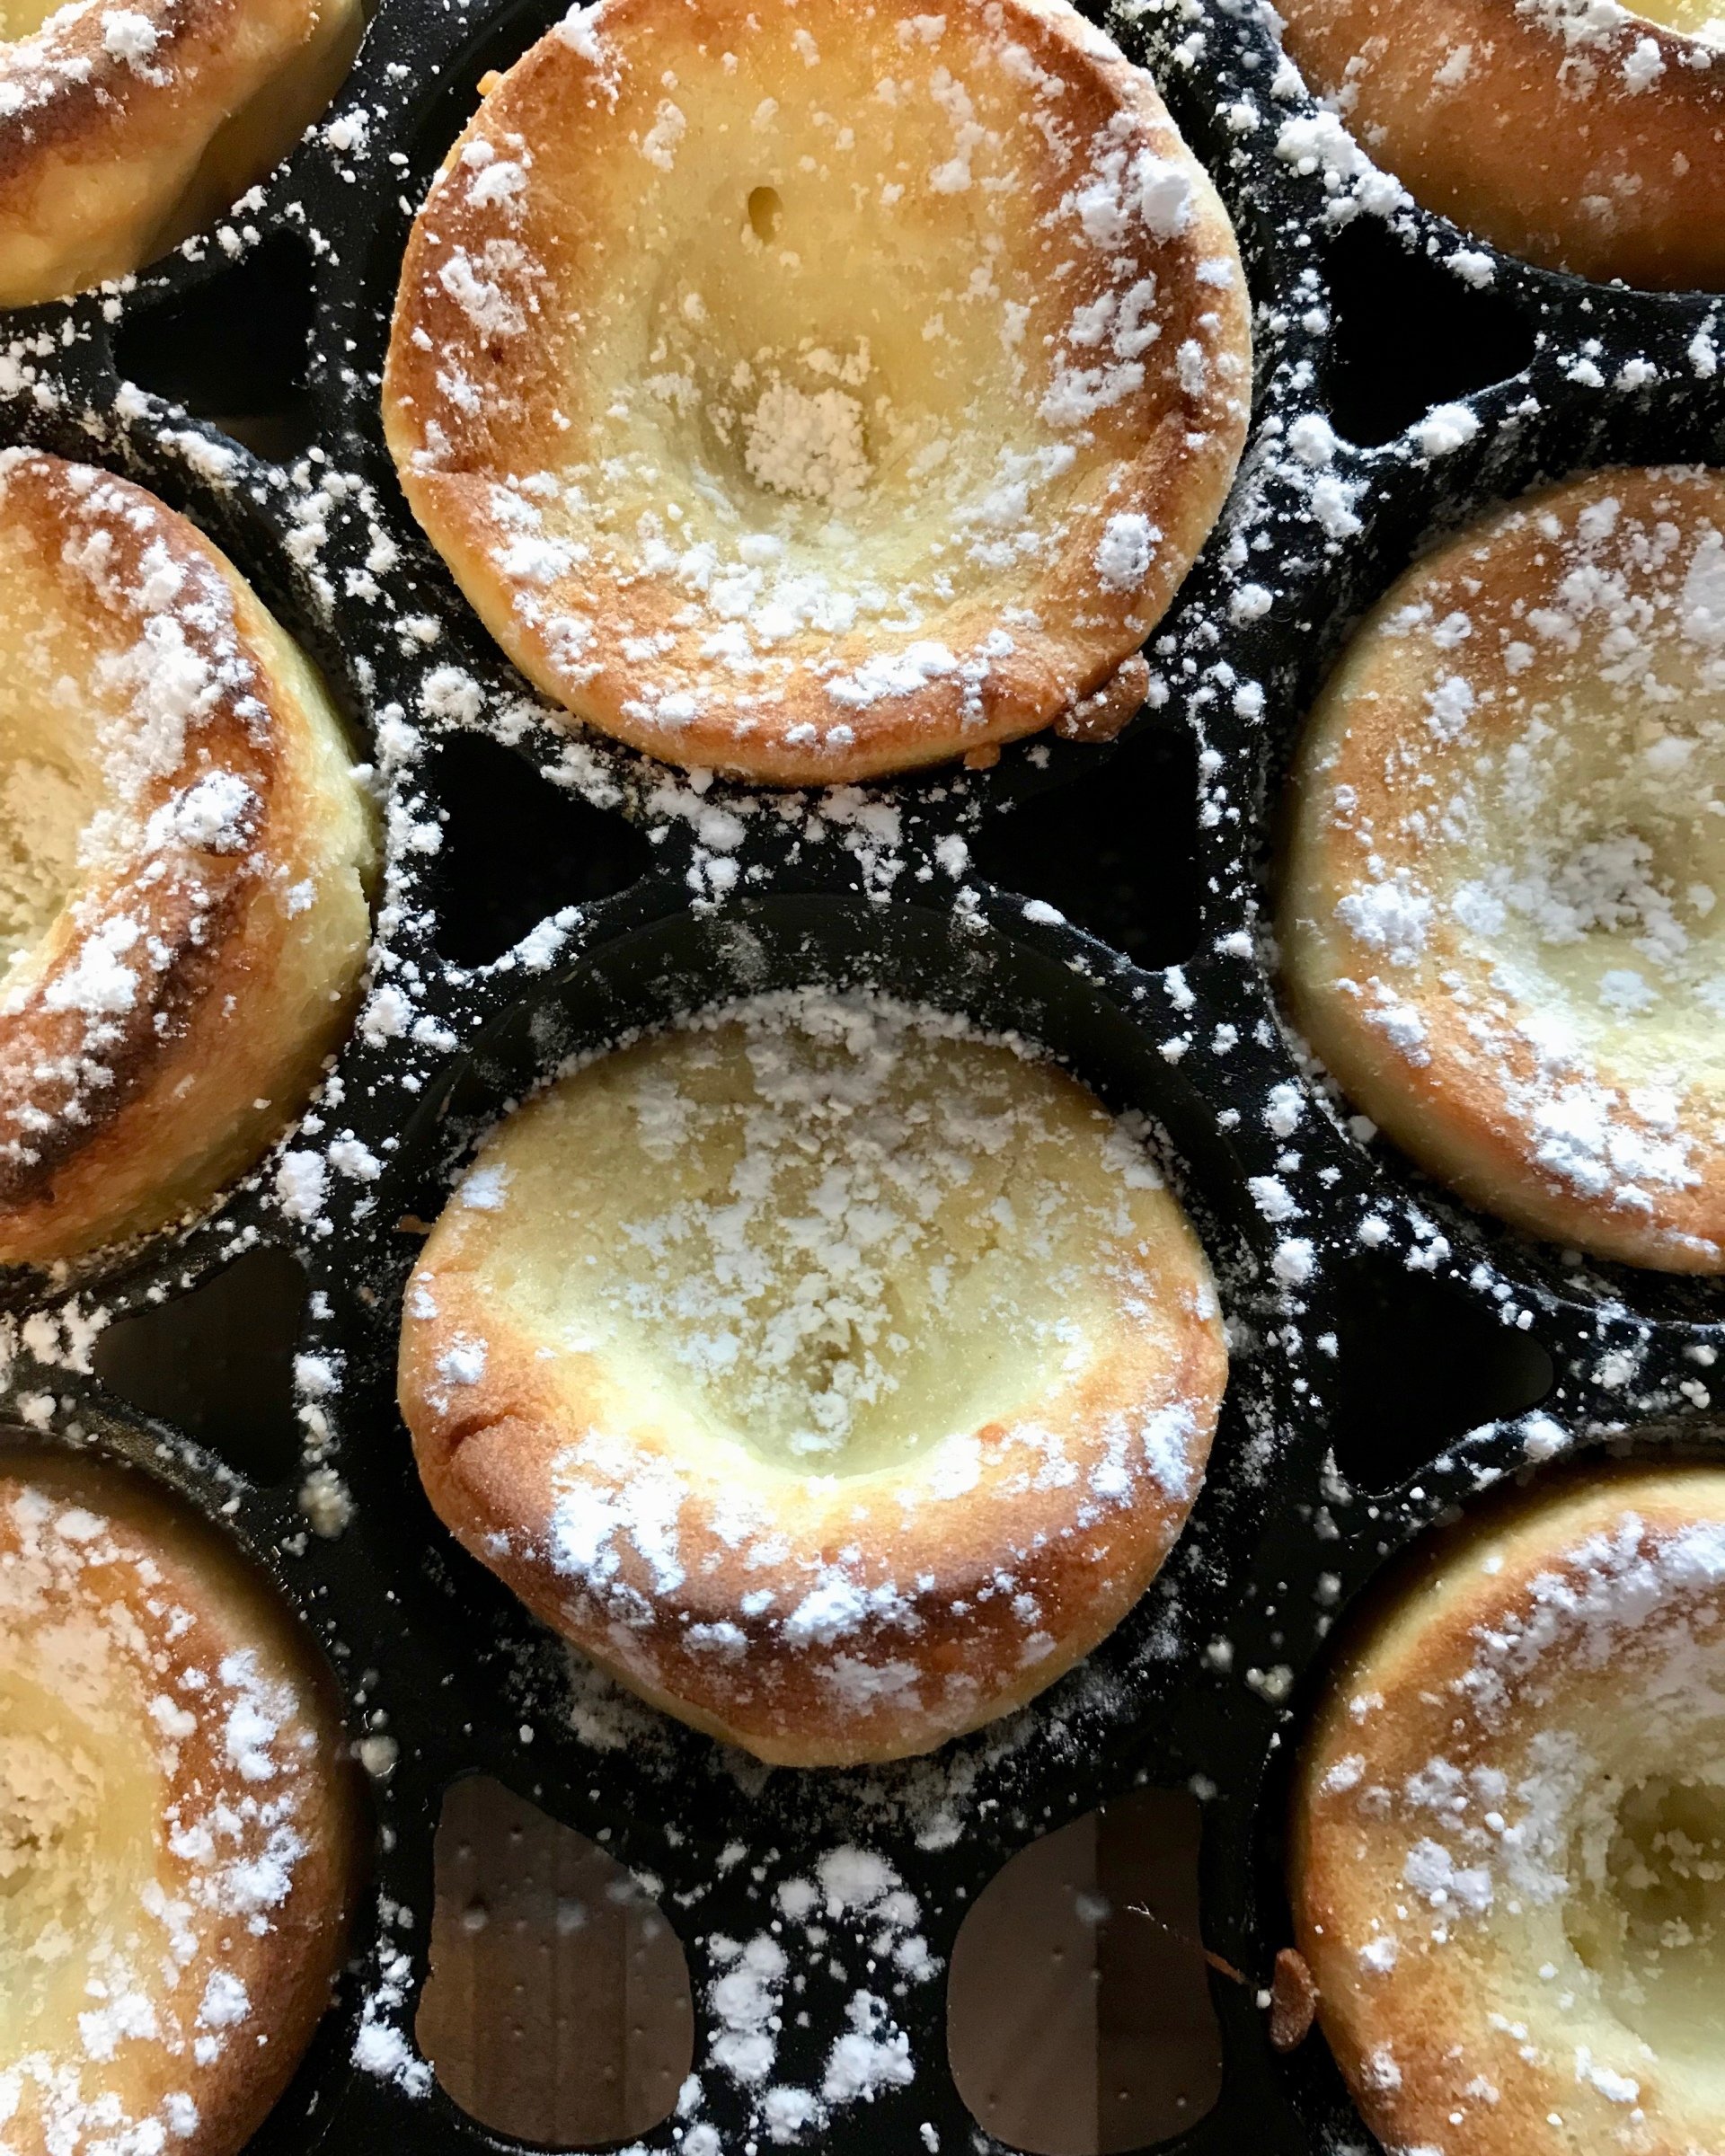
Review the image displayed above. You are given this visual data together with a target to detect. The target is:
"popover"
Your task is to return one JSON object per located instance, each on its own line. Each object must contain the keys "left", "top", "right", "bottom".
{"left": 398, "top": 990, "right": 1228, "bottom": 1766}
{"left": 1276, "top": 0, "right": 1725, "bottom": 288}
{"left": 0, "top": 451, "right": 376, "bottom": 1267}
{"left": 0, "top": 1445, "right": 360, "bottom": 2156}
{"left": 0, "top": 0, "right": 362, "bottom": 306}
{"left": 1280, "top": 464, "right": 1725, "bottom": 1271}
{"left": 383, "top": 0, "right": 1252, "bottom": 784}
{"left": 1293, "top": 1464, "right": 1725, "bottom": 2156}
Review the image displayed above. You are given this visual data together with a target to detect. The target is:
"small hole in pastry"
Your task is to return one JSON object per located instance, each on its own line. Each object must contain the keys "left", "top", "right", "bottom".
{"left": 746, "top": 183, "right": 783, "bottom": 244}
{"left": 949, "top": 1789, "right": 1223, "bottom": 2152}
{"left": 417, "top": 1774, "right": 694, "bottom": 2145}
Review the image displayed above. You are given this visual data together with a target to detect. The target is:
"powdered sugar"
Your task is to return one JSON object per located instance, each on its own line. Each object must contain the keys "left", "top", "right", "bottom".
{"left": 1095, "top": 511, "right": 1161, "bottom": 589}
{"left": 467, "top": 990, "right": 1195, "bottom": 1470}
{"left": 0, "top": 453, "right": 355, "bottom": 1220}
{"left": 670, "top": 1847, "right": 933, "bottom": 2142}
{"left": 1300, "top": 1482, "right": 1725, "bottom": 2153}
{"left": 743, "top": 383, "right": 871, "bottom": 505}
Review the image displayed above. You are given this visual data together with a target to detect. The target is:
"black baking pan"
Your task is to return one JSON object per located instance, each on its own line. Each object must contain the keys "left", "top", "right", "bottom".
{"left": 0, "top": 0, "right": 1719, "bottom": 2146}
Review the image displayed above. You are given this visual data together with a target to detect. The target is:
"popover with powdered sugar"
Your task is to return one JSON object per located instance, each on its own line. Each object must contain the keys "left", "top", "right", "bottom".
{"left": 397, "top": 990, "right": 1228, "bottom": 1766}
{"left": 1293, "top": 1464, "right": 1725, "bottom": 2156}
{"left": 1275, "top": 0, "right": 1725, "bottom": 288}
{"left": 0, "top": 452, "right": 376, "bottom": 1267}
{"left": 382, "top": 0, "right": 1251, "bottom": 785}
{"left": 1280, "top": 465, "right": 1725, "bottom": 1271}
{"left": 0, "top": 0, "right": 360, "bottom": 306}
{"left": 0, "top": 1445, "right": 360, "bottom": 2156}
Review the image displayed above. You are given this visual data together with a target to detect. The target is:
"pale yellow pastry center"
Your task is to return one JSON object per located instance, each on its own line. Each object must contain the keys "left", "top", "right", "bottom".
{"left": 0, "top": 755, "right": 102, "bottom": 976}
{"left": 0, "top": 589, "right": 103, "bottom": 980}
{"left": 0, "top": 1664, "right": 156, "bottom": 2060}
{"left": 1452, "top": 674, "right": 1725, "bottom": 1098}
{"left": 0, "top": 0, "right": 75, "bottom": 42}
{"left": 607, "top": 142, "right": 1026, "bottom": 561}
{"left": 1296, "top": 486, "right": 1725, "bottom": 1233}
{"left": 458, "top": 1001, "right": 1175, "bottom": 1474}
{"left": 1625, "top": 0, "right": 1725, "bottom": 40}
{"left": 1567, "top": 1773, "right": 1725, "bottom": 2071}
{"left": 470, "top": 16, "right": 1154, "bottom": 640}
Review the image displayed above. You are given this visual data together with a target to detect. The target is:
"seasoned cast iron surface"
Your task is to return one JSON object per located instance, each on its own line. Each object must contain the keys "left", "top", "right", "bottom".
{"left": 0, "top": 0, "right": 1721, "bottom": 2147}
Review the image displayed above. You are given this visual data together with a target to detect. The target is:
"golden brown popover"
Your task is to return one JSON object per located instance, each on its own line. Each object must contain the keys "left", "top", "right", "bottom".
{"left": 0, "top": 451, "right": 376, "bottom": 1266}
{"left": 399, "top": 991, "right": 1228, "bottom": 1765}
{"left": 1281, "top": 465, "right": 1725, "bottom": 1270}
{"left": 384, "top": 0, "right": 1252, "bottom": 783}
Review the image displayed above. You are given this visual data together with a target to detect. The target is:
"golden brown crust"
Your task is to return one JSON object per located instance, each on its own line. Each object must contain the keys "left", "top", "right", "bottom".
{"left": 404, "top": 1275, "right": 1226, "bottom": 1764}
{"left": 0, "top": 453, "right": 377, "bottom": 1267}
{"left": 396, "top": 997, "right": 1228, "bottom": 1765}
{"left": 383, "top": 0, "right": 1251, "bottom": 785}
{"left": 0, "top": 0, "right": 362, "bottom": 305}
{"left": 0, "top": 1446, "right": 362, "bottom": 2156}
{"left": 1278, "top": 0, "right": 1725, "bottom": 288}
{"left": 1292, "top": 1466, "right": 1725, "bottom": 2156}
{"left": 1279, "top": 465, "right": 1725, "bottom": 1271}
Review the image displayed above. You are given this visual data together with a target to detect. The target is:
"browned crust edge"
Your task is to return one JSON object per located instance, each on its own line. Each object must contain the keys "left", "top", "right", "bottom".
{"left": 0, "top": 0, "right": 362, "bottom": 304}
{"left": 1290, "top": 1465, "right": 1725, "bottom": 2156}
{"left": 1278, "top": 0, "right": 1725, "bottom": 288}
{"left": 0, "top": 1445, "right": 364, "bottom": 2156}
{"left": 397, "top": 1153, "right": 1229, "bottom": 1767}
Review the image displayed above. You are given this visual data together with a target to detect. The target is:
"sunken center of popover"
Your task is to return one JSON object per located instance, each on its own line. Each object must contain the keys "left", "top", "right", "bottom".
{"left": 0, "top": 0, "right": 67, "bottom": 46}
{"left": 473, "top": 1006, "right": 1147, "bottom": 1473}
{"left": 0, "top": 1667, "right": 156, "bottom": 2050}
{"left": 400, "top": 987, "right": 1227, "bottom": 1764}
{"left": 0, "top": 747, "right": 99, "bottom": 981}
{"left": 1623, "top": 0, "right": 1725, "bottom": 35}
{"left": 0, "top": 550, "right": 105, "bottom": 982}
{"left": 1566, "top": 1772, "right": 1725, "bottom": 2069}
{"left": 1448, "top": 672, "right": 1725, "bottom": 1097}
{"left": 599, "top": 115, "right": 1047, "bottom": 582}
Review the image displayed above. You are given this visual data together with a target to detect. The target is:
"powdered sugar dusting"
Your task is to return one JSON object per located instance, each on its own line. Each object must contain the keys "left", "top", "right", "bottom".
{"left": 1304, "top": 1482, "right": 1725, "bottom": 2145}
{"left": 0, "top": 456, "right": 288, "bottom": 1213}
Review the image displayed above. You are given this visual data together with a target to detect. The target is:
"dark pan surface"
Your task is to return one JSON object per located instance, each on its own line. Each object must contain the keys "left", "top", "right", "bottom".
{"left": 0, "top": 0, "right": 1720, "bottom": 2147}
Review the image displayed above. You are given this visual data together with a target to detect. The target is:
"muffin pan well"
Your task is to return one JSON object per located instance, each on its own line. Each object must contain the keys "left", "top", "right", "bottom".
{"left": 0, "top": 0, "right": 1721, "bottom": 2147}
